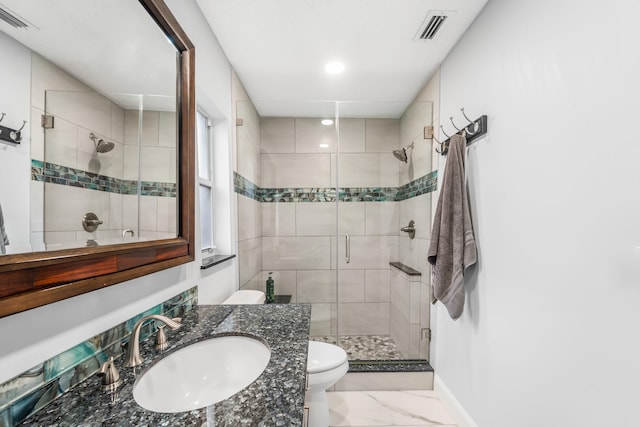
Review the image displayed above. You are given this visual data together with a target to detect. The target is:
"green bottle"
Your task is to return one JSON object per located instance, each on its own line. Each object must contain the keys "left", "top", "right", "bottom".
{"left": 266, "top": 272, "right": 275, "bottom": 303}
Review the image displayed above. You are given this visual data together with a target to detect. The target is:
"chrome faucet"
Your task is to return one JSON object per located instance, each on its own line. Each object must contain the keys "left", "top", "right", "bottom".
{"left": 123, "top": 314, "right": 182, "bottom": 368}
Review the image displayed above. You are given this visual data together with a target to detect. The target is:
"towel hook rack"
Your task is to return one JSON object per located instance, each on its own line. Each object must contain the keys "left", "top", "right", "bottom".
{"left": 436, "top": 107, "right": 488, "bottom": 156}
{"left": 0, "top": 115, "right": 27, "bottom": 145}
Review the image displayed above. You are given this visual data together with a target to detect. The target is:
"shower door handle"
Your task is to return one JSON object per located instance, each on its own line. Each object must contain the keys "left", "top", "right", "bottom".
{"left": 345, "top": 234, "right": 350, "bottom": 264}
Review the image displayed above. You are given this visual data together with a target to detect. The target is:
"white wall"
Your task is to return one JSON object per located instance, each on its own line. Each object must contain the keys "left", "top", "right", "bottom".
{"left": 434, "top": 0, "right": 640, "bottom": 426}
{"left": 0, "top": 0, "right": 237, "bottom": 384}
{"left": 0, "top": 32, "right": 31, "bottom": 252}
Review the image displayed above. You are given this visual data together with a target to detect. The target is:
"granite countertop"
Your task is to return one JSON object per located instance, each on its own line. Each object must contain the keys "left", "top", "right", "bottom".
{"left": 20, "top": 304, "right": 311, "bottom": 427}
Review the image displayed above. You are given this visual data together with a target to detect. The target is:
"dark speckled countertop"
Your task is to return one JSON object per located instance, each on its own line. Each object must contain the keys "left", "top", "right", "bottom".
{"left": 19, "top": 304, "right": 311, "bottom": 427}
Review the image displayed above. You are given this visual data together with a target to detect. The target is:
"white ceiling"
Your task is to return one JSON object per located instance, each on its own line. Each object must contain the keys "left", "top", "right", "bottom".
{"left": 0, "top": 0, "right": 178, "bottom": 111}
{"left": 196, "top": 0, "right": 488, "bottom": 118}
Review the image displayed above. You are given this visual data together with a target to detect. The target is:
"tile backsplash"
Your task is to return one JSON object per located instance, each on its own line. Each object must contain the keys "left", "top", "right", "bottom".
{"left": 0, "top": 287, "right": 197, "bottom": 427}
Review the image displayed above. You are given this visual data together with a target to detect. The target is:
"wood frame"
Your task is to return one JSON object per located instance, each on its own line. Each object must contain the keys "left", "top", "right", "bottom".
{"left": 0, "top": 0, "right": 196, "bottom": 318}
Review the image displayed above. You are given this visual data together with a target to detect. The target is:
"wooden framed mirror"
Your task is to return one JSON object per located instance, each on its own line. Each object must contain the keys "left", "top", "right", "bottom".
{"left": 0, "top": 0, "right": 195, "bottom": 318}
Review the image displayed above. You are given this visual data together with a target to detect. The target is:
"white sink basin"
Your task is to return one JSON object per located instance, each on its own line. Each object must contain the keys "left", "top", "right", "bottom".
{"left": 133, "top": 335, "right": 270, "bottom": 413}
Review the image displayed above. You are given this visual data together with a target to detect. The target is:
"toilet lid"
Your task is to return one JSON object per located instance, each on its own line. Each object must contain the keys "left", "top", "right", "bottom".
{"left": 307, "top": 341, "right": 348, "bottom": 374}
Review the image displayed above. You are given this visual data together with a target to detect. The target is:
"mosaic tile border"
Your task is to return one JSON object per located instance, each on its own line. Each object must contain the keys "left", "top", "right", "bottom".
{"left": 31, "top": 160, "right": 176, "bottom": 197}
{"left": 0, "top": 287, "right": 197, "bottom": 427}
{"left": 234, "top": 170, "right": 438, "bottom": 203}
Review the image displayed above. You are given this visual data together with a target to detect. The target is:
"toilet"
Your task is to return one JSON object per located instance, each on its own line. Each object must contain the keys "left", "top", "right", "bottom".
{"left": 305, "top": 341, "right": 349, "bottom": 427}
{"left": 222, "top": 290, "right": 349, "bottom": 427}
{"left": 222, "top": 289, "right": 265, "bottom": 304}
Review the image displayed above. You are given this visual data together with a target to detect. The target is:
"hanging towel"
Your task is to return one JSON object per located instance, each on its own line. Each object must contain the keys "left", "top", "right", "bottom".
{"left": 428, "top": 134, "right": 477, "bottom": 320}
{"left": 0, "top": 202, "right": 8, "bottom": 255}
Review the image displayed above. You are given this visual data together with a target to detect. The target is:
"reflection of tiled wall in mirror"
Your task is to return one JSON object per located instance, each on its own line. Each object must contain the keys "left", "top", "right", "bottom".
{"left": 29, "top": 54, "right": 177, "bottom": 248}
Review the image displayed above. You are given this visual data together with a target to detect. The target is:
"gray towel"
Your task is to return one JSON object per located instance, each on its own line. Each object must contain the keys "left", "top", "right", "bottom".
{"left": 427, "top": 134, "right": 477, "bottom": 319}
{"left": 0, "top": 203, "right": 8, "bottom": 255}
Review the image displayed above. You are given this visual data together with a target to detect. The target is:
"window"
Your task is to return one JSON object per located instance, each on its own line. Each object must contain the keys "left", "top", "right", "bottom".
{"left": 197, "top": 110, "right": 214, "bottom": 252}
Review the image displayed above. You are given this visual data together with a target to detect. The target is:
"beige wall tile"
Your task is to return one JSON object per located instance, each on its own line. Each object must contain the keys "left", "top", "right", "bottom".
{"left": 295, "top": 118, "right": 337, "bottom": 153}
{"left": 296, "top": 203, "right": 336, "bottom": 236}
{"left": 365, "top": 118, "right": 400, "bottom": 153}
{"left": 238, "top": 237, "right": 262, "bottom": 286}
{"left": 262, "top": 202, "right": 296, "bottom": 237}
{"left": 262, "top": 236, "right": 331, "bottom": 270}
{"left": 297, "top": 270, "right": 336, "bottom": 303}
{"left": 139, "top": 196, "right": 158, "bottom": 232}
{"left": 262, "top": 153, "right": 331, "bottom": 188}
{"left": 333, "top": 235, "right": 398, "bottom": 270}
{"left": 338, "top": 302, "right": 390, "bottom": 335}
{"left": 338, "top": 118, "right": 366, "bottom": 153}
{"left": 309, "top": 303, "right": 337, "bottom": 336}
{"left": 338, "top": 270, "right": 365, "bottom": 302}
{"left": 44, "top": 116, "right": 78, "bottom": 169}
{"left": 365, "top": 202, "right": 399, "bottom": 236}
{"left": 365, "top": 269, "right": 390, "bottom": 302}
{"left": 335, "top": 153, "right": 399, "bottom": 188}
{"left": 260, "top": 118, "right": 295, "bottom": 153}
{"left": 237, "top": 194, "right": 261, "bottom": 241}
{"left": 158, "top": 112, "right": 176, "bottom": 148}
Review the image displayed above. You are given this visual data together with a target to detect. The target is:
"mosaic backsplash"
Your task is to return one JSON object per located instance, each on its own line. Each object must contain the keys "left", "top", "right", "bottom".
{"left": 0, "top": 287, "right": 197, "bottom": 427}
{"left": 234, "top": 170, "right": 437, "bottom": 203}
{"left": 31, "top": 160, "right": 176, "bottom": 197}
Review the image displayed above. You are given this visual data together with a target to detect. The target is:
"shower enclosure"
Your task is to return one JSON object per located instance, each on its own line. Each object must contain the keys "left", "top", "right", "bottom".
{"left": 236, "top": 99, "right": 434, "bottom": 363}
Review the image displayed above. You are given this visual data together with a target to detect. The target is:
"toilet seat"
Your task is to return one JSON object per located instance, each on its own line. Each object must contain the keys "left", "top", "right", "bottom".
{"left": 222, "top": 290, "right": 265, "bottom": 304}
{"left": 307, "top": 341, "right": 348, "bottom": 374}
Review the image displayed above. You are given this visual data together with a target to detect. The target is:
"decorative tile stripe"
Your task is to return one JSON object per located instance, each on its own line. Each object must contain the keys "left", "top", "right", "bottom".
{"left": 233, "top": 171, "right": 438, "bottom": 203}
{"left": 395, "top": 170, "right": 438, "bottom": 201}
{"left": 31, "top": 159, "right": 176, "bottom": 197}
{"left": 0, "top": 287, "right": 197, "bottom": 426}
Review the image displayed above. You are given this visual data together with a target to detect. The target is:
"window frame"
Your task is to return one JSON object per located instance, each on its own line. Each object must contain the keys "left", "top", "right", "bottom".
{"left": 196, "top": 109, "right": 215, "bottom": 254}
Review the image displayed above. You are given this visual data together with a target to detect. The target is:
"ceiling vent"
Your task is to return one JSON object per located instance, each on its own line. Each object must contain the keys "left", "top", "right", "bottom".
{"left": 415, "top": 10, "right": 454, "bottom": 40}
{"left": 0, "top": 4, "right": 29, "bottom": 29}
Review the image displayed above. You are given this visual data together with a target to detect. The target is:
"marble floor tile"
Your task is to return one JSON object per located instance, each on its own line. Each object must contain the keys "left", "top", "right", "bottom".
{"left": 328, "top": 390, "right": 456, "bottom": 426}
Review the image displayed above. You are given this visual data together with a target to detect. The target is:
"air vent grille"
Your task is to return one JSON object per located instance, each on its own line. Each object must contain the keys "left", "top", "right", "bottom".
{"left": 0, "top": 5, "right": 28, "bottom": 29}
{"left": 414, "top": 10, "right": 454, "bottom": 41}
{"left": 419, "top": 15, "right": 447, "bottom": 39}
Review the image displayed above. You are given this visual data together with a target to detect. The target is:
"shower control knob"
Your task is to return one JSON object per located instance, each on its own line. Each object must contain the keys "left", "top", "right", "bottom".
{"left": 82, "top": 212, "right": 103, "bottom": 232}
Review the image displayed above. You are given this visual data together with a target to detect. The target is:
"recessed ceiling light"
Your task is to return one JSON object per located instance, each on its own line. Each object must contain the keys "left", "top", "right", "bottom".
{"left": 319, "top": 143, "right": 330, "bottom": 148}
{"left": 321, "top": 119, "right": 334, "bottom": 126}
{"left": 324, "top": 61, "right": 345, "bottom": 75}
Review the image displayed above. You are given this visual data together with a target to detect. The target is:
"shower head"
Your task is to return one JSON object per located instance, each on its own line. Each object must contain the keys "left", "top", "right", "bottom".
{"left": 393, "top": 148, "right": 408, "bottom": 162}
{"left": 89, "top": 133, "right": 115, "bottom": 153}
{"left": 392, "top": 143, "right": 414, "bottom": 163}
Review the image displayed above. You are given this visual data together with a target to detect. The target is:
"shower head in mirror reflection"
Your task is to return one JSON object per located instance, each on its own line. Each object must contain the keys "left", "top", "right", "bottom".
{"left": 89, "top": 132, "right": 115, "bottom": 153}
{"left": 392, "top": 142, "right": 415, "bottom": 163}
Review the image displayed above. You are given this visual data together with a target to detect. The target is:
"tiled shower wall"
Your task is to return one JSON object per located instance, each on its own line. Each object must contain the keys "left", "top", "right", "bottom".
{"left": 235, "top": 75, "right": 439, "bottom": 359}
{"left": 29, "top": 54, "right": 176, "bottom": 248}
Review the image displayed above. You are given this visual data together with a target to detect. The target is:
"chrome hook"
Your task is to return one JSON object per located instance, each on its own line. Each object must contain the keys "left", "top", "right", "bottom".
{"left": 10, "top": 120, "right": 26, "bottom": 142}
{"left": 0, "top": 113, "right": 5, "bottom": 123}
{"left": 460, "top": 108, "right": 480, "bottom": 135}
{"left": 449, "top": 116, "right": 462, "bottom": 132}
{"left": 440, "top": 125, "right": 450, "bottom": 139}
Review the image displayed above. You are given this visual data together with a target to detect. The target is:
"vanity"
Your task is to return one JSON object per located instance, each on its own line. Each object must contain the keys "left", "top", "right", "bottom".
{"left": 18, "top": 304, "right": 311, "bottom": 426}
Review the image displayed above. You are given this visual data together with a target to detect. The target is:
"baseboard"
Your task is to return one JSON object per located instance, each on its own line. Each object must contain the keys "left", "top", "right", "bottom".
{"left": 433, "top": 374, "right": 479, "bottom": 427}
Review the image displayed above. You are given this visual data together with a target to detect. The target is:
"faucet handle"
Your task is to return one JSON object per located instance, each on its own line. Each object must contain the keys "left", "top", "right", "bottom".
{"left": 97, "top": 356, "right": 122, "bottom": 393}
{"left": 154, "top": 318, "right": 182, "bottom": 351}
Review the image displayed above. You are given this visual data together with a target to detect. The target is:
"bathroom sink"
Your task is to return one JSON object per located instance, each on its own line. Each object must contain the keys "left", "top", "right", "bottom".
{"left": 133, "top": 335, "right": 270, "bottom": 413}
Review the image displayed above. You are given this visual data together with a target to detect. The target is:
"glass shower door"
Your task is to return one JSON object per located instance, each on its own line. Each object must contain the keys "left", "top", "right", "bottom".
{"left": 334, "top": 100, "right": 434, "bottom": 361}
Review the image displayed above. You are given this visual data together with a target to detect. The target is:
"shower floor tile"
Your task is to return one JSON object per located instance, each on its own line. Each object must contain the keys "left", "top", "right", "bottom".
{"left": 311, "top": 335, "right": 403, "bottom": 360}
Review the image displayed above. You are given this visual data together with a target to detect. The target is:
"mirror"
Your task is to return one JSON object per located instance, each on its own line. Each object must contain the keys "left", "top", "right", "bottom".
{"left": 0, "top": 0, "right": 195, "bottom": 317}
